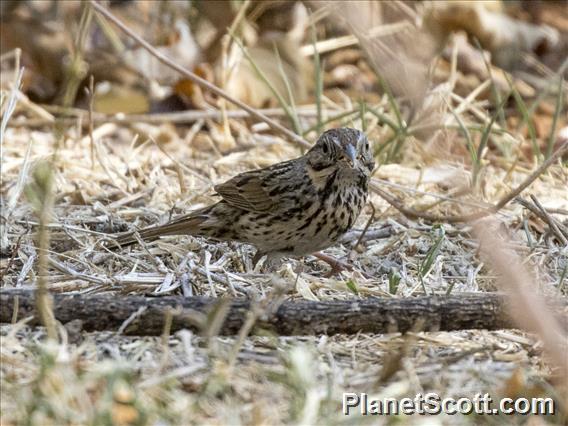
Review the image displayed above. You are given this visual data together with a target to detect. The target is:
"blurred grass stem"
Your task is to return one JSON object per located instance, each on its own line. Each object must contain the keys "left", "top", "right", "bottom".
{"left": 31, "top": 164, "right": 58, "bottom": 341}
{"left": 546, "top": 76, "right": 564, "bottom": 160}
{"left": 310, "top": 23, "right": 323, "bottom": 135}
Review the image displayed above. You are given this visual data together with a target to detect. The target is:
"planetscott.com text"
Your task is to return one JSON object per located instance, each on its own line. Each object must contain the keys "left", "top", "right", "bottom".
{"left": 342, "top": 392, "right": 555, "bottom": 416}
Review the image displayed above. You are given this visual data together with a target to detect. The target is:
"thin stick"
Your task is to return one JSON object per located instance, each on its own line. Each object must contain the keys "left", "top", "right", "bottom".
{"left": 90, "top": 1, "right": 311, "bottom": 150}
{"left": 3, "top": 289, "right": 538, "bottom": 335}
{"left": 87, "top": 75, "right": 95, "bottom": 169}
{"left": 353, "top": 203, "right": 376, "bottom": 251}
{"left": 491, "top": 141, "right": 567, "bottom": 212}
{"left": 11, "top": 296, "right": 19, "bottom": 324}
{"left": 14, "top": 107, "right": 322, "bottom": 127}
{"left": 374, "top": 178, "right": 495, "bottom": 210}
{"left": 518, "top": 196, "right": 568, "bottom": 246}
{"left": 529, "top": 195, "right": 568, "bottom": 244}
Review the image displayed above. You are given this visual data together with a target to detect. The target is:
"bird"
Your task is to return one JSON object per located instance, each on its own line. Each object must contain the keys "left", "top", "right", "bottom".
{"left": 113, "top": 127, "right": 375, "bottom": 269}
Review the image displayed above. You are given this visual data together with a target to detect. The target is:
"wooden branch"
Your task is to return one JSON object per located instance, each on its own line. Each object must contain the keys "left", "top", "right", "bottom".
{"left": 0, "top": 289, "right": 528, "bottom": 336}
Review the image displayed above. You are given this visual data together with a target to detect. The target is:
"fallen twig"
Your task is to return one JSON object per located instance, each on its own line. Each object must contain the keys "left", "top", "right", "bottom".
{"left": 4, "top": 289, "right": 562, "bottom": 336}
{"left": 516, "top": 196, "right": 568, "bottom": 245}
{"left": 14, "top": 106, "right": 321, "bottom": 127}
{"left": 529, "top": 194, "right": 568, "bottom": 244}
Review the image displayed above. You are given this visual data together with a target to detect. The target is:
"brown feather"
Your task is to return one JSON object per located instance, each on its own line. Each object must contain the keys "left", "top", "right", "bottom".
{"left": 114, "top": 213, "right": 207, "bottom": 247}
{"left": 214, "top": 174, "right": 275, "bottom": 212}
{"left": 214, "top": 159, "right": 305, "bottom": 214}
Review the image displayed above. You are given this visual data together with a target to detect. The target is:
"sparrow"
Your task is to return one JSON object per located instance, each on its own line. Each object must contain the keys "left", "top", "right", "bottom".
{"left": 114, "top": 127, "right": 375, "bottom": 267}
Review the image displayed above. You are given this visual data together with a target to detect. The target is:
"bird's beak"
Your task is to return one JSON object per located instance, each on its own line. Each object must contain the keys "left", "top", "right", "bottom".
{"left": 345, "top": 144, "right": 356, "bottom": 167}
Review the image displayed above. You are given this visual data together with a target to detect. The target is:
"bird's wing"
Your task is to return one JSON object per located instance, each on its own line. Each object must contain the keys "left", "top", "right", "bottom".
{"left": 214, "top": 160, "right": 300, "bottom": 213}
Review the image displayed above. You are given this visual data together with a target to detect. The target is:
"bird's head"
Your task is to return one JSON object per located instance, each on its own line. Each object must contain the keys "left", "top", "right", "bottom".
{"left": 307, "top": 128, "right": 375, "bottom": 178}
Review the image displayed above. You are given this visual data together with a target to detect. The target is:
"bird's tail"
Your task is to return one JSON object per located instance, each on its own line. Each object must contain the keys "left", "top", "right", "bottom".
{"left": 112, "top": 212, "right": 209, "bottom": 248}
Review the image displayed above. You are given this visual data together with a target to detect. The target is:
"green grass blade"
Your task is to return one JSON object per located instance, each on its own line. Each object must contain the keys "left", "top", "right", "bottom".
{"left": 546, "top": 76, "right": 564, "bottom": 160}
{"left": 377, "top": 75, "right": 404, "bottom": 130}
{"left": 419, "top": 225, "right": 445, "bottom": 279}
{"left": 474, "top": 38, "right": 505, "bottom": 127}
{"left": 505, "top": 73, "right": 540, "bottom": 162}
{"left": 526, "top": 58, "right": 568, "bottom": 119}
{"left": 388, "top": 270, "right": 401, "bottom": 295}
{"left": 273, "top": 44, "right": 302, "bottom": 135}
{"left": 374, "top": 132, "right": 398, "bottom": 159}
{"left": 473, "top": 93, "right": 510, "bottom": 186}
{"left": 445, "top": 98, "right": 476, "bottom": 164}
{"left": 359, "top": 99, "right": 367, "bottom": 132}
{"left": 367, "top": 104, "right": 400, "bottom": 133}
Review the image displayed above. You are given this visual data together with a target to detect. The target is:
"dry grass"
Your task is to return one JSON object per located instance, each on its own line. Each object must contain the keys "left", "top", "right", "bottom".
{"left": 1, "top": 1, "right": 567, "bottom": 424}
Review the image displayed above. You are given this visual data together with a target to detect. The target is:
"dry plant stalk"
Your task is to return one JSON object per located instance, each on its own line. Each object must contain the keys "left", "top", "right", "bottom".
{"left": 86, "top": 75, "right": 95, "bottom": 169}
{"left": 474, "top": 219, "right": 568, "bottom": 397}
{"left": 25, "top": 162, "right": 57, "bottom": 340}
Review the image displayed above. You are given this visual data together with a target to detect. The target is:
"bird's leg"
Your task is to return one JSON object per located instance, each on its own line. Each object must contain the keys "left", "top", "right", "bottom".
{"left": 312, "top": 252, "right": 354, "bottom": 277}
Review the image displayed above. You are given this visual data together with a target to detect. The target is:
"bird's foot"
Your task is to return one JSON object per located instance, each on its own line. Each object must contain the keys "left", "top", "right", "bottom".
{"left": 312, "top": 252, "right": 354, "bottom": 277}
